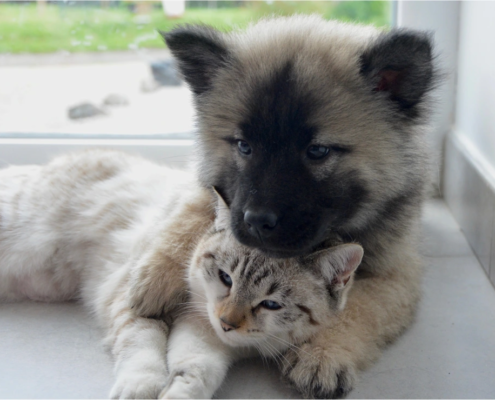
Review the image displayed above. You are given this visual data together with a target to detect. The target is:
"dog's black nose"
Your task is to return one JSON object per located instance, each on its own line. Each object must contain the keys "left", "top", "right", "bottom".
{"left": 244, "top": 209, "right": 278, "bottom": 238}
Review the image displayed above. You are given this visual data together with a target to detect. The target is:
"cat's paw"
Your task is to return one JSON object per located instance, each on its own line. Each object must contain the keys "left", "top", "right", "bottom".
{"left": 281, "top": 340, "right": 357, "bottom": 399}
{"left": 109, "top": 372, "right": 167, "bottom": 399}
{"left": 159, "top": 370, "right": 209, "bottom": 399}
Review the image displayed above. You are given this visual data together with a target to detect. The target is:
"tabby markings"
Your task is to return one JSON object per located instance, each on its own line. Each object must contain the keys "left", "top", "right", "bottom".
{"left": 296, "top": 304, "right": 319, "bottom": 326}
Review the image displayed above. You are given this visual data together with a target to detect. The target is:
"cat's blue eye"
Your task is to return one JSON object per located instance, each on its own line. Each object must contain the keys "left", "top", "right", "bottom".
{"left": 219, "top": 270, "right": 233, "bottom": 287}
{"left": 260, "top": 300, "right": 282, "bottom": 310}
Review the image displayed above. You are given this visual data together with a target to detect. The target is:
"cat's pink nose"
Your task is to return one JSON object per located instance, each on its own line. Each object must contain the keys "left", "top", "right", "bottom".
{"left": 220, "top": 317, "right": 238, "bottom": 332}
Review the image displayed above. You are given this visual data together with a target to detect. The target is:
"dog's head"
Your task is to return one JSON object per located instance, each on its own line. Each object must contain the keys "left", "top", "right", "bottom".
{"left": 163, "top": 16, "right": 436, "bottom": 257}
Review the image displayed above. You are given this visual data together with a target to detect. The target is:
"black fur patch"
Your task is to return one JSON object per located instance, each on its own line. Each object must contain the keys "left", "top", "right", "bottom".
{"left": 360, "top": 29, "right": 435, "bottom": 119}
{"left": 222, "top": 152, "right": 369, "bottom": 257}
{"left": 240, "top": 61, "right": 318, "bottom": 152}
{"left": 346, "top": 184, "right": 421, "bottom": 242}
{"left": 162, "top": 25, "right": 230, "bottom": 95}
{"left": 215, "top": 62, "right": 349, "bottom": 256}
{"left": 319, "top": 170, "right": 370, "bottom": 227}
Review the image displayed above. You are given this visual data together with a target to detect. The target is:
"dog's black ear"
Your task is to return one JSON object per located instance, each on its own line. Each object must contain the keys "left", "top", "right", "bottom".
{"left": 160, "top": 25, "right": 229, "bottom": 96}
{"left": 360, "top": 29, "right": 435, "bottom": 118}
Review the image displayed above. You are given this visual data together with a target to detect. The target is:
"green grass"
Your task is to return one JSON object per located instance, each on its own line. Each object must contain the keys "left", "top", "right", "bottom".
{"left": 0, "top": 1, "right": 390, "bottom": 54}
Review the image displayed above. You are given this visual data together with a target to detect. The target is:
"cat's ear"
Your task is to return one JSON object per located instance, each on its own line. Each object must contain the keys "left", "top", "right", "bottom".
{"left": 212, "top": 187, "right": 231, "bottom": 231}
{"left": 160, "top": 25, "right": 230, "bottom": 96}
{"left": 309, "top": 243, "right": 363, "bottom": 292}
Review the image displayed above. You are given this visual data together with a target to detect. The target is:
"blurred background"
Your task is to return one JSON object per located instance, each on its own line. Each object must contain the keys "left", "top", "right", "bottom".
{"left": 0, "top": 0, "right": 392, "bottom": 138}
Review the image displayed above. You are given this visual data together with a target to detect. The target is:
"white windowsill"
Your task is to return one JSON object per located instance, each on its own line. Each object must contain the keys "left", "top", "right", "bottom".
{"left": 0, "top": 137, "right": 195, "bottom": 169}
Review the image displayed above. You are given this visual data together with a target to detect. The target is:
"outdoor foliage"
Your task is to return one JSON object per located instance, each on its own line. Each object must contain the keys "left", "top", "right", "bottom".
{"left": 0, "top": 1, "right": 391, "bottom": 54}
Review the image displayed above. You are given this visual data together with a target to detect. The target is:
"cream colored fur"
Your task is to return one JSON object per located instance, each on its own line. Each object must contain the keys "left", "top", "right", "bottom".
{"left": 0, "top": 150, "right": 200, "bottom": 398}
{"left": 136, "top": 15, "right": 433, "bottom": 398}
{"left": 133, "top": 182, "right": 423, "bottom": 398}
{"left": 195, "top": 16, "right": 430, "bottom": 233}
{"left": 0, "top": 149, "right": 363, "bottom": 399}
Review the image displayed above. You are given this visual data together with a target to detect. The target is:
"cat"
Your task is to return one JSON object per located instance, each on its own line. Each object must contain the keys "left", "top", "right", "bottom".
{"left": 161, "top": 192, "right": 363, "bottom": 399}
{"left": 0, "top": 149, "right": 363, "bottom": 399}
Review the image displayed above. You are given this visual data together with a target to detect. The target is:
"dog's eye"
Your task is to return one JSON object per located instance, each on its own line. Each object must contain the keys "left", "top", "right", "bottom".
{"left": 259, "top": 300, "right": 282, "bottom": 310}
{"left": 237, "top": 140, "right": 252, "bottom": 156}
{"left": 219, "top": 270, "right": 233, "bottom": 287}
{"left": 307, "top": 145, "right": 330, "bottom": 160}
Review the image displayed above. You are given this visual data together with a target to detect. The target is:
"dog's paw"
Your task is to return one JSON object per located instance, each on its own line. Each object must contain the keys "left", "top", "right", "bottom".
{"left": 110, "top": 372, "right": 167, "bottom": 399}
{"left": 281, "top": 341, "right": 357, "bottom": 399}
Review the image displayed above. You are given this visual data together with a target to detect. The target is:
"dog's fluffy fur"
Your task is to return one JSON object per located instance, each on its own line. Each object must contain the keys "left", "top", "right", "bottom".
{"left": 164, "top": 16, "right": 435, "bottom": 261}
{"left": 132, "top": 16, "right": 437, "bottom": 398}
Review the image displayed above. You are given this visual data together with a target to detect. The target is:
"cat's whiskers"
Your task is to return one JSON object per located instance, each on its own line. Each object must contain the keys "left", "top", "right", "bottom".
{"left": 185, "top": 289, "right": 207, "bottom": 301}
{"left": 258, "top": 339, "right": 284, "bottom": 368}
{"left": 257, "top": 340, "right": 284, "bottom": 370}
{"left": 262, "top": 338, "right": 291, "bottom": 368}
{"left": 179, "top": 303, "right": 207, "bottom": 312}
{"left": 174, "top": 302, "right": 209, "bottom": 320}
{"left": 178, "top": 301, "right": 206, "bottom": 306}
{"left": 176, "top": 300, "right": 206, "bottom": 307}
{"left": 178, "top": 308, "right": 207, "bottom": 316}
{"left": 252, "top": 342, "right": 270, "bottom": 368}
{"left": 264, "top": 332, "right": 317, "bottom": 361}
{"left": 258, "top": 342, "right": 277, "bottom": 366}
{"left": 173, "top": 306, "right": 206, "bottom": 316}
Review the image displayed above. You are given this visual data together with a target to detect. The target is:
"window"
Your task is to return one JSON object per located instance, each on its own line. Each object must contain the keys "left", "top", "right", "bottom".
{"left": 0, "top": 1, "right": 392, "bottom": 166}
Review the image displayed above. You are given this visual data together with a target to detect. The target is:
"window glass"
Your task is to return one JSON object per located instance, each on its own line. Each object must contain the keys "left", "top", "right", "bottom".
{"left": 0, "top": 1, "right": 391, "bottom": 138}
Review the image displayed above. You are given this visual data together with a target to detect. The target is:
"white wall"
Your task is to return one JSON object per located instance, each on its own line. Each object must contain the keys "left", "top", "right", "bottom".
{"left": 397, "top": 1, "right": 460, "bottom": 189}
{"left": 442, "top": 1, "right": 495, "bottom": 286}
{"left": 455, "top": 1, "right": 495, "bottom": 187}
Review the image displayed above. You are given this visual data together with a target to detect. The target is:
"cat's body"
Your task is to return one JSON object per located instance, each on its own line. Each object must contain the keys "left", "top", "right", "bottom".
{"left": 0, "top": 149, "right": 363, "bottom": 399}
{"left": 0, "top": 150, "right": 192, "bottom": 304}
{"left": 0, "top": 150, "right": 198, "bottom": 397}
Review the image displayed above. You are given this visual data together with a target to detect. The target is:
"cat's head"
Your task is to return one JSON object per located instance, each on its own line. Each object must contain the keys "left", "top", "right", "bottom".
{"left": 187, "top": 189, "right": 363, "bottom": 350}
